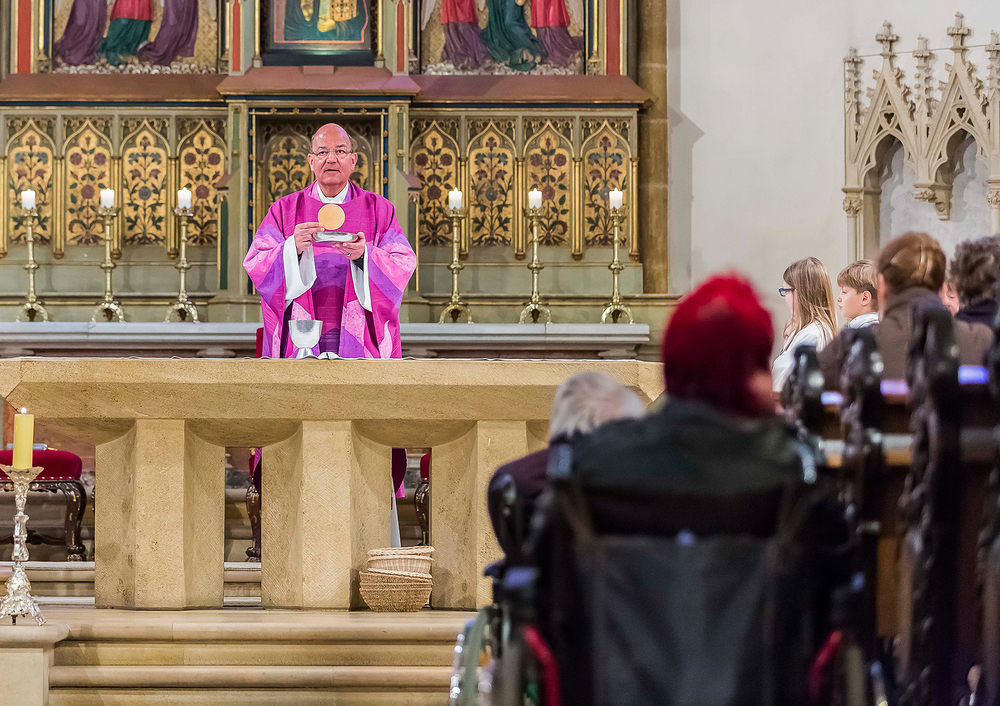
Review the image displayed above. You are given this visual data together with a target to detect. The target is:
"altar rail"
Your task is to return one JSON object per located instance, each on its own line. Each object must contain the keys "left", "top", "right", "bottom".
{"left": 0, "top": 358, "right": 663, "bottom": 610}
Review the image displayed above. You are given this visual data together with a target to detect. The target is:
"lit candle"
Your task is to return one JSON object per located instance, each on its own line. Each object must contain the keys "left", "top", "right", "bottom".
{"left": 609, "top": 188, "right": 623, "bottom": 210}
{"left": 177, "top": 188, "right": 192, "bottom": 210}
{"left": 20, "top": 189, "right": 35, "bottom": 210}
{"left": 528, "top": 188, "right": 542, "bottom": 210}
{"left": 100, "top": 188, "right": 115, "bottom": 209}
{"left": 12, "top": 407, "right": 34, "bottom": 470}
{"left": 448, "top": 189, "right": 462, "bottom": 211}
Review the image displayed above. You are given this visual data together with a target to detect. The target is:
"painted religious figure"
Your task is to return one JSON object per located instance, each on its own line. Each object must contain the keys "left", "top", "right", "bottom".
{"left": 422, "top": 0, "right": 489, "bottom": 70}
{"left": 270, "top": 0, "right": 371, "bottom": 58}
{"left": 138, "top": 0, "right": 200, "bottom": 64}
{"left": 99, "top": 0, "right": 153, "bottom": 64}
{"left": 244, "top": 123, "right": 416, "bottom": 359}
{"left": 530, "top": 0, "right": 582, "bottom": 67}
{"left": 54, "top": 0, "right": 107, "bottom": 65}
{"left": 481, "top": 0, "right": 543, "bottom": 71}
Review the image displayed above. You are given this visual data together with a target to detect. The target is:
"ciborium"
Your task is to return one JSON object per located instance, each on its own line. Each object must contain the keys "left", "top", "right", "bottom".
{"left": 0, "top": 464, "right": 46, "bottom": 625}
{"left": 289, "top": 320, "right": 322, "bottom": 358}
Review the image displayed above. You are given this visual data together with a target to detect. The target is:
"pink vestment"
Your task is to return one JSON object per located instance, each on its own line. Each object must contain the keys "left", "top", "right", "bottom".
{"left": 244, "top": 183, "right": 416, "bottom": 359}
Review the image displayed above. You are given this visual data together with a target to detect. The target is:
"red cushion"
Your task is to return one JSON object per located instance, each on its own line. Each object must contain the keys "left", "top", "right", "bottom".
{"left": 0, "top": 449, "right": 83, "bottom": 480}
{"left": 256, "top": 327, "right": 264, "bottom": 359}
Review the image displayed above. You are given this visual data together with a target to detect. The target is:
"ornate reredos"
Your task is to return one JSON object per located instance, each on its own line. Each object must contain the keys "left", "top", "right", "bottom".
{"left": 844, "top": 14, "right": 1000, "bottom": 258}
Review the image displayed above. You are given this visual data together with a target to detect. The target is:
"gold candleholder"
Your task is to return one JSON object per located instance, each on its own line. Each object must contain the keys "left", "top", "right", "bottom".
{"left": 439, "top": 207, "right": 473, "bottom": 323}
{"left": 165, "top": 206, "right": 199, "bottom": 322}
{"left": 601, "top": 206, "right": 633, "bottom": 324}
{"left": 0, "top": 464, "right": 46, "bottom": 625}
{"left": 92, "top": 206, "right": 125, "bottom": 322}
{"left": 15, "top": 206, "right": 49, "bottom": 323}
{"left": 518, "top": 206, "right": 551, "bottom": 324}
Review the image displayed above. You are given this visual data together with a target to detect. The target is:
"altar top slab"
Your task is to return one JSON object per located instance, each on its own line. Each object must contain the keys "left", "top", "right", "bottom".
{"left": 0, "top": 358, "right": 664, "bottom": 446}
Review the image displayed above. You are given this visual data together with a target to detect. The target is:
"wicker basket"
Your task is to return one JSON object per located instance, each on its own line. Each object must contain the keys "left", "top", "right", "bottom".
{"left": 367, "top": 546, "right": 434, "bottom": 558}
{"left": 359, "top": 570, "right": 432, "bottom": 612}
{"left": 366, "top": 567, "right": 433, "bottom": 582}
{"left": 367, "top": 554, "right": 434, "bottom": 575}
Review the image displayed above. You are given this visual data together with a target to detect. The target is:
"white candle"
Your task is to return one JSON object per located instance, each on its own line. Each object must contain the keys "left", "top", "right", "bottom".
{"left": 448, "top": 189, "right": 462, "bottom": 211}
{"left": 100, "top": 188, "right": 115, "bottom": 209}
{"left": 20, "top": 190, "right": 35, "bottom": 210}
{"left": 177, "top": 188, "right": 192, "bottom": 210}
{"left": 609, "top": 188, "right": 623, "bottom": 210}
{"left": 528, "top": 188, "right": 542, "bottom": 210}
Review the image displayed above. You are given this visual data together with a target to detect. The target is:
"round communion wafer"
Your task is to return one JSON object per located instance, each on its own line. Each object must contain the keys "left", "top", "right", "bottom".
{"left": 317, "top": 203, "right": 345, "bottom": 231}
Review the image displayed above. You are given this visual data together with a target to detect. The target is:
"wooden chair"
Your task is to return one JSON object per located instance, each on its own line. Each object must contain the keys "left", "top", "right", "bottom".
{"left": 0, "top": 449, "right": 87, "bottom": 561}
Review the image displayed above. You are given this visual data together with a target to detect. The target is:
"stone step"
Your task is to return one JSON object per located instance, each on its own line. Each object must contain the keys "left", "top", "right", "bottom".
{"left": 49, "top": 664, "right": 453, "bottom": 690}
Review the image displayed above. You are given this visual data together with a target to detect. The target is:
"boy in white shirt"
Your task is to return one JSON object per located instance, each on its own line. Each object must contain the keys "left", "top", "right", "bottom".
{"left": 836, "top": 259, "right": 879, "bottom": 328}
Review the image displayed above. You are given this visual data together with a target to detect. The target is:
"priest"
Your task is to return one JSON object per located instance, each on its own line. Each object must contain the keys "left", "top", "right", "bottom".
{"left": 245, "top": 123, "right": 416, "bottom": 359}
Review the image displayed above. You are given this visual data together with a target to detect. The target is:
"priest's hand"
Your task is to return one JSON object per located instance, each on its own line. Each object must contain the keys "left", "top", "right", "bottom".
{"left": 293, "top": 222, "right": 323, "bottom": 254}
{"left": 335, "top": 234, "right": 366, "bottom": 261}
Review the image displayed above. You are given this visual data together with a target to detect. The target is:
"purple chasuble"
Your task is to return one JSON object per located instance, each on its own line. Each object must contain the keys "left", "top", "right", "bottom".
{"left": 244, "top": 183, "right": 416, "bottom": 359}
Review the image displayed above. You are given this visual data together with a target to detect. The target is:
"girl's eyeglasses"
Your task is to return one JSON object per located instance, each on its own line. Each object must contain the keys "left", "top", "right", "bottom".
{"left": 778, "top": 287, "right": 795, "bottom": 297}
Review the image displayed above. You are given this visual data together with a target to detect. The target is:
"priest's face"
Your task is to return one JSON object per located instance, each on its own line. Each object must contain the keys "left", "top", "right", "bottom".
{"left": 308, "top": 125, "right": 359, "bottom": 197}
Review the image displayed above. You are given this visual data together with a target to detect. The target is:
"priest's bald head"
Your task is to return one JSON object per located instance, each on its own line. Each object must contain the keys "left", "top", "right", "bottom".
{"left": 308, "top": 124, "right": 358, "bottom": 197}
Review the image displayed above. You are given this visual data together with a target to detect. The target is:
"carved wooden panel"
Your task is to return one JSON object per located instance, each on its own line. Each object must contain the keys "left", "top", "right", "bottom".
{"left": 121, "top": 123, "right": 169, "bottom": 246}
{"left": 582, "top": 121, "right": 629, "bottom": 247}
{"left": 6, "top": 120, "right": 55, "bottom": 245}
{"left": 178, "top": 120, "right": 227, "bottom": 246}
{"left": 524, "top": 121, "right": 572, "bottom": 246}
{"left": 64, "top": 121, "right": 113, "bottom": 247}
{"left": 410, "top": 120, "right": 459, "bottom": 247}
{"left": 468, "top": 121, "right": 515, "bottom": 246}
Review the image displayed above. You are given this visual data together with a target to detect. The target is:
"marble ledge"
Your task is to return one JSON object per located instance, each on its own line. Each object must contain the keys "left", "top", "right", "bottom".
{"left": 0, "top": 322, "right": 650, "bottom": 360}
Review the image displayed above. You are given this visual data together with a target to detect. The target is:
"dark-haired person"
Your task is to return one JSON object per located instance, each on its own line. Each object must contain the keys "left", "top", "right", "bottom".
{"left": 950, "top": 235, "right": 1000, "bottom": 328}
{"left": 820, "top": 231, "right": 992, "bottom": 387}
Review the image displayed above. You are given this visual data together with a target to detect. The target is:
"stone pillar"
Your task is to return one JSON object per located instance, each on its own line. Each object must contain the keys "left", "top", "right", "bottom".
{"left": 95, "top": 420, "right": 225, "bottom": 609}
{"left": 636, "top": 0, "right": 669, "bottom": 293}
{"left": 0, "top": 623, "right": 68, "bottom": 706}
{"left": 260, "top": 421, "right": 391, "bottom": 609}
{"left": 430, "top": 421, "right": 527, "bottom": 609}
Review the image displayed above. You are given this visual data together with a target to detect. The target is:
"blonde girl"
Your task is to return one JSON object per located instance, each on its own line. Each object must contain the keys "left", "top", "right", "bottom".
{"left": 772, "top": 257, "right": 837, "bottom": 392}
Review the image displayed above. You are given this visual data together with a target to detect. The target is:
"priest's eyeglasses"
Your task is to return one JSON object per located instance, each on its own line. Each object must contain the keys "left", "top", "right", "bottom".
{"left": 311, "top": 148, "right": 354, "bottom": 161}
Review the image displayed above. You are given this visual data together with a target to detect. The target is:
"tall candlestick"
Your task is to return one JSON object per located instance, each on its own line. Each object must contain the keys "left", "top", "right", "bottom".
{"left": 601, "top": 204, "right": 633, "bottom": 324}
{"left": 165, "top": 204, "right": 199, "bottom": 322}
{"left": 439, "top": 204, "right": 472, "bottom": 323}
{"left": 448, "top": 189, "right": 462, "bottom": 211}
{"left": 16, "top": 202, "right": 49, "bottom": 322}
{"left": 177, "top": 188, "right": 192, "bottom": 211}
{"left": 519, "top": 202, "right": 551, "bottom": 324}
{"left": 100, "top": 188, "right": 115, "bottom": 209}
{"left": 12, "top": 408, "right": 33, "bottom": 470}
{"left": 92, "top": 204, "right": 125, "bottom": 322}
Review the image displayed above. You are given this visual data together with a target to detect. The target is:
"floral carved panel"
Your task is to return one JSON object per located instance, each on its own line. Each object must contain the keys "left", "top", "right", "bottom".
{"left": 121, "top": 126, "right": 169, "bottom": 246}
{"left": 468, "top": 123, "right": 514, "bottom": 246}
{"left": 410, "top": 121, "right": 459, "bottom": 247}
{"left": 525, "top": 123, "right": 572, "bottom": 246}
{"left": 583, "top": 122, "right": 629, "bottom": 247}
{"left": 179, "top": 122, "right": 226, "bottom": 246}
{"left": 64, "top": 122, "right": 113, "bottom": 247}
{"left": 6, "top": 121, "right": 55, "bottom": 245}
{"left": 263, "top": 131, "right": 312, "bottom": 208}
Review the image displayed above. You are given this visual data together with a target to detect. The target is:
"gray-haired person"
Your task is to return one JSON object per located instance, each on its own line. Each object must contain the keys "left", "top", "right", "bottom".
{"left": 487, "top": 371, "right": 645, "bottom": 559}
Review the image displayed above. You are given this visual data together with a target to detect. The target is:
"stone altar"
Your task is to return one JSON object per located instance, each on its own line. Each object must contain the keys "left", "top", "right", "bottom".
{"left": 0, "top": 358, "right": 663, "bottom": 610}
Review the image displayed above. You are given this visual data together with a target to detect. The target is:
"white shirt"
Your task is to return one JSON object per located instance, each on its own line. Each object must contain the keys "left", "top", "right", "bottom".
{"left": 847, "top": 311, "right": 879, "bottom": 329}
{"left": 772, "top": 321, "right": 834, "bottom": 392}
{"left": 282, "top": 183, "right": 372, "bottom": 311}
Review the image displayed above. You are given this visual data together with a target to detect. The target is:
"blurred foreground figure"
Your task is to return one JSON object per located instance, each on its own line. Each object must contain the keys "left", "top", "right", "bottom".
{"left": 487, "top": 371, "right": 644, "bottom": 561}
{"left": 521, "top": 275, "right": 847, "bottom": 706}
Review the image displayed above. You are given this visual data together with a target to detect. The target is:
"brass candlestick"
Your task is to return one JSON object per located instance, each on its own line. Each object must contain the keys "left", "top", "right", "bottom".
{"left": 165, "top": 207, "right": 199, "bottom": 322}
{"left": 0, "top": 464, "right": 46, "bottom": 625}
{"left": 601, "top": 206, "right": 633, "bottom": 324}
{"left": 518, "top": 206, "right": 551, "bottom": 324}
{"left": 439, "top": 207, "right": 473, "bottom": 323}
{"left": 92, "top": 206, "right": 125, "bottom": 322}
{"left": 15, "top": 206, "right": 49, "bottom": 323}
